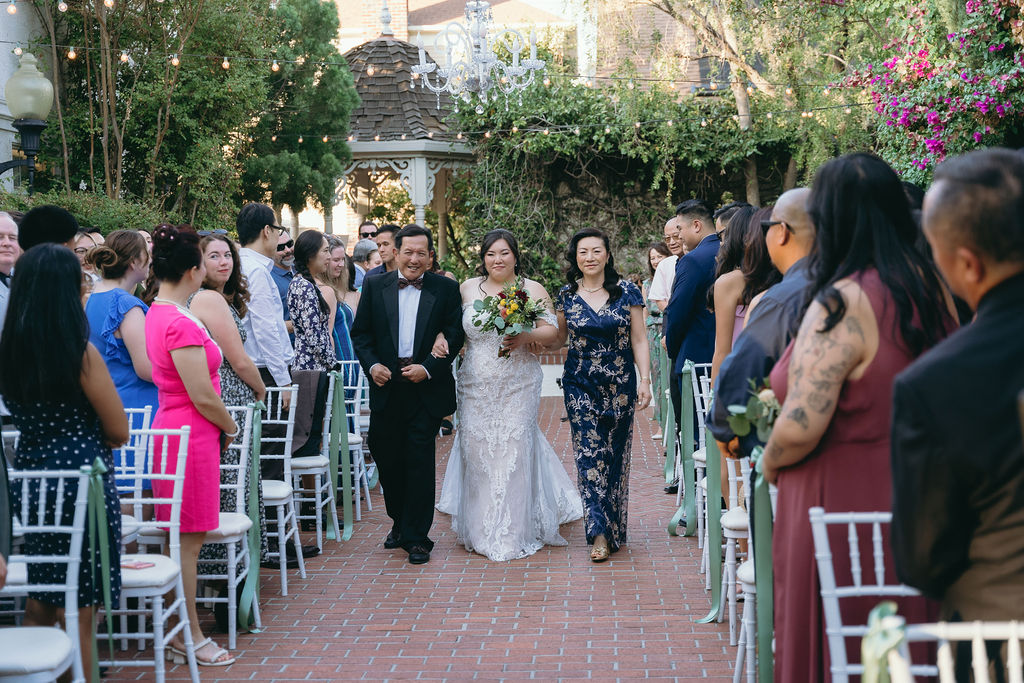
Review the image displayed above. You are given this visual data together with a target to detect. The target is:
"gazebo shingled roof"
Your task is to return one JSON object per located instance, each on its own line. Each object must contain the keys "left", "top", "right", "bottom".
{"left": 343, "top": 37, "right": 455, "bottom": 142}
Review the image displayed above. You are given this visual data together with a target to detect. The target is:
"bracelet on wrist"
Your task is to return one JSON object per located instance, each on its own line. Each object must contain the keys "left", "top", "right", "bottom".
{"left": 224, "top": 426, "right": 240, "bottom": 438}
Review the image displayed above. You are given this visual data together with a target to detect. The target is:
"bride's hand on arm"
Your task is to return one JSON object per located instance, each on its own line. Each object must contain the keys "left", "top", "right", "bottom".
{"left": 431, "top": 332, "right": 449, "bottom": 358}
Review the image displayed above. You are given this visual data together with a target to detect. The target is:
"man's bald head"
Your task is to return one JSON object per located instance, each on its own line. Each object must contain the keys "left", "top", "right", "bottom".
{"left": 773, "top": 188, "right": 813, "bottom": 238}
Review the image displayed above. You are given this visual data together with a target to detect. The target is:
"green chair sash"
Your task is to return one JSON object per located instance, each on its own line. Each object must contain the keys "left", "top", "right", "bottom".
{"left": 750, "top": 446, "right": 775, "bottom": 682}
{"left": 238, "top": 402, "right": 264, "bottom": 633}
{"left": 327, "top": 370, "right": 353, "bottom": 542}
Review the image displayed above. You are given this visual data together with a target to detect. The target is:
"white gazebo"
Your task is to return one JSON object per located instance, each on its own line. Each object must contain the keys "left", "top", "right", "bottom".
{"left": 339, "top": 10, "right": 474, "bottom": 258}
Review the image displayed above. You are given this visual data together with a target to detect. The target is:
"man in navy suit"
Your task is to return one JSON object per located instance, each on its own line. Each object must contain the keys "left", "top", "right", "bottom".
{"left": 664, "top": 199, "right": 721, "bottom": 430}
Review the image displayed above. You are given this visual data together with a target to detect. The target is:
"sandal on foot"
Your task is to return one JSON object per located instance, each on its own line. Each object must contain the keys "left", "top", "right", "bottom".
{"left": 169, "top": 637, "right": 236, "bottom": 667}
{"left": 590, "top": 539, "right": 610, "bottom": 563}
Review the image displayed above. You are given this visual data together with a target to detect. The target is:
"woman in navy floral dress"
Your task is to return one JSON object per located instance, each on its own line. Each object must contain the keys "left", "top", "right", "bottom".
{"left": 555, "top": 228, "right": 652, "bottom": 562}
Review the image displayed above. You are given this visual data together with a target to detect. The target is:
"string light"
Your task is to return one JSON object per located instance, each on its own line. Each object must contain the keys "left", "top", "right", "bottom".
{"left": 67, "top": 46, "right": 77, "bottom": 60}
{"left": 374, "top": 133, "right": 381, "bottom": 141}
{"left": 12, "top": 45, "right": 21, "bottom": 56}
{"left": 543, "top": 77, "right": 551, "bottom": 87}
{"left": 484, "top": 131, "right": 491, "bottom": 138}
{"left": 543, "top": 128, "right": 549, "bottom": 135}
{"left": 766, "top": 112, "right": 773, "bottom": 119}
{"left": 667, "top": 119, "right": 674, "bottom": 126}
{"left": 6, "top": 2, "right": 16, "bottom": 15}
{"left": 347, "top": 134, "right": 354, "bottom": 141}
{"left": 574, "top": 127, "right": 580, "bottom": 135}
{"left": 627, "top": 81, "right": 635, "bottom": 90}
{"left": 297, "top": 135, "right": 303, "bottom": 143}
{"left": 634, "top": 121, "right": 641, "bottom": 128}
{"left": 401, "top": 133, "right": 407, "bottom": 140}
{"left": 605, "top": 126, "right": 611, "bottom": 133}
{"left": 785, "top": 87, "right": 793, "bottom": 96}
{"left": 366, "top": 65, "right": 375, "bottom": 76}
{"left": 456, "top": 132, "right": 462, "bottom": 139}
{"left": 170, "top": 54, "right": 180, "bottom": 66}
{"left": 221, "top": 57, "right": 230, "bottom": 69}
{"left": 709, "top": 81, "right": 717, "bottom": 90}
{"left": 700, "top": 118, "right": 707, "bottom": 127}
{"left": 57, "top": 0, "right": 67, "bottom": 11}
{"left": 322, "top": 135, "right": 329, "bottom": 142}
{"left": 746, "top": 85, "right": 754, "bottom": 95}
{"left": 119, "top": 50, "right": 129, "bottom": 63}
{"left": 271, "top": 135, "right": 277, "bottom": 142}
{"left": 511, "top": 125, "right": 518, "bottom": 133}
{"left": 823, "top": 87, "right": 830, "bottom": 95}
{"left": 103, "top": 0, "right": 115, "bottom": 7}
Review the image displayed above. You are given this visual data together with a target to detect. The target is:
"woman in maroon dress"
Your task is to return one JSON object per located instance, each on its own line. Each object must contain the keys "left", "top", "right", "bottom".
{"left": 761, "top": 153, "right": 956, "bottom": 682}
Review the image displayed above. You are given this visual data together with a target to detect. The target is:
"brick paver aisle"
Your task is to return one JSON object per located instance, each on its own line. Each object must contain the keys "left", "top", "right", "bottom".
{"left": 110, "top": 399, "right": 733, "bottom": 681}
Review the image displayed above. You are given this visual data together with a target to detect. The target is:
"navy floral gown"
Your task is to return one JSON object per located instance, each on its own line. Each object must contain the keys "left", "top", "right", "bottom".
{"left": 556, "top": 280, "right": 643, "bottom": 552}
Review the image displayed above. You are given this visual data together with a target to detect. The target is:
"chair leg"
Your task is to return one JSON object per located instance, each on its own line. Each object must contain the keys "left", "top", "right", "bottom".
{"left": 152, "top": 594, "right": 165, "bottom": 683}
{"left": 733, "top": 599, "right": 747, "bottom": 683}
{"left": 725, "top": 538, "right": 738, "bottom": 645}
{"left": 288, "top": 498, "right": 307, "bottom": 578}
{"left": 321, "top": 471, "right": 341, "bottom": 542}
{"left": 175, "top": 576, "right": 200, "bottom": 683}
{"left": 227, "top": 542, "right": 238, "bottom": 650}
{"left": 276, "top": 504, "right": 289, "bottom": 596}
{"left": 744, "top": 590, "right": 756, "bottom": 683}
{"left": 313, "top": 472, "right": 324, "bottom": 549}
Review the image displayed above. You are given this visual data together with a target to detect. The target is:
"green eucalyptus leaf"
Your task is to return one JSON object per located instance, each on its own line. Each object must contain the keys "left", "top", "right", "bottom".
{"left": 728, "top": 415, "right": 751, "bottom": 437}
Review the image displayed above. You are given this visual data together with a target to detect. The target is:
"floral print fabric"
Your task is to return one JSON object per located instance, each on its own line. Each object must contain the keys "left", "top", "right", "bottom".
{"left": 556, "top": 280, "right": 642, "bottom": 551}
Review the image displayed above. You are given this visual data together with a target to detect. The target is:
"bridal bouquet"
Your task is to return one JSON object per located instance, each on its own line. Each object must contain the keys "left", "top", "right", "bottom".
{"left": 472, "top": 278, "right": 547, "bottom": 358}
{"left": 726, "top": 378, "right": 782, "bottom": 443}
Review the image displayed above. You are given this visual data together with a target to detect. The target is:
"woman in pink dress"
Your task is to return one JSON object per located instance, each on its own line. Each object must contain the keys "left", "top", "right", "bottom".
{"left": 762, "top": 153, "right": 956, "bottom": 682}
{"left": 145, "top": 224, "right": 239, "bottom": 667}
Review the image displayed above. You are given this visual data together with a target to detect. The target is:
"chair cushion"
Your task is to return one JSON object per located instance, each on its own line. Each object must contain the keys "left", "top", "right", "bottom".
{"left": 262, "top": 479, "right": 293, "bottom": 505}
{"left": 204, "top": 512, "right": 252, "bottom": 542}
{"left": 0, "top": 627, "right": 73, "bottom": 675}
{"left": 121, "top": 514, "right": 140, "bottom": 541}
{"left": 120, "top": 554, "right": 180, "bottom": 589}
{"left": 721, "top": 506, "right": 750, "bottom": 532}
{"left": 290, "top": 455, "right": 329, "bottom": 471}
{"left": 737, "top": 560, "right": 756, "bottom": 588}
{"left": 348, "top": 433, "right": 362, "bottom": 447}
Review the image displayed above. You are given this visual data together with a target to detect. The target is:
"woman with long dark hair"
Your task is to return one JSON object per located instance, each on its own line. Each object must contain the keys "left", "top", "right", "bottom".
{"left": 145, "top": 223, "right": 238, "bottom": 666}
{"left": 323, "top": 235, "right": 359, "bottom": 363}
{"left": 85, "top": 230, "right": 159, "bottom": 419}
{"left": 287, "top": 230, "right": 336, "bottom": 372}
{"left": 708, "top": 206, "right": 759, "bottom": 379}
{"left": 554, "top": 228, "right": 651, "bottom": 562}
{"left": 0, "top": 243, "right": 129, "bottom": 678}
{"left": 436, "top": 229, "right": 583, "bottom": 561}
{"left": 761, "top": 153, "right": 956, "bottom": 681}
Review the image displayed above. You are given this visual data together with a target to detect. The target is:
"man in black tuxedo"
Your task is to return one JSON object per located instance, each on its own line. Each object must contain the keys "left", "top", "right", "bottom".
{"left": 351, "top": 225, "right": 464, "bottom": 565}
{"left": 891, "top": 147, "right": 1024, "bottom": 622}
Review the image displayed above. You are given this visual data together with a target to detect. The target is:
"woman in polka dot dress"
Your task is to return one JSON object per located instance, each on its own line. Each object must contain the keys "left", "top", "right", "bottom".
{"left": 0, "top": 243, "right": 129, "bottom": 679}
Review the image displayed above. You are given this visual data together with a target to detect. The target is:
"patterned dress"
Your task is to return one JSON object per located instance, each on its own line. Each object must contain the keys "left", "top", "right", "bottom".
{"left": 556, "top": 280, "right": 643, "bottom": 552}
{"left": 287, "top": 276, "right": 335, "bottom": 372}
{"left": 8, "top": 396, "right": 122, "bottom": 608}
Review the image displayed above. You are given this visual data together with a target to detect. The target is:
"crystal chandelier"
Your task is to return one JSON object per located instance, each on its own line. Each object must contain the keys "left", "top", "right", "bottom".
{"left": 412, "top": 1, "right": 546, "bottom": 113}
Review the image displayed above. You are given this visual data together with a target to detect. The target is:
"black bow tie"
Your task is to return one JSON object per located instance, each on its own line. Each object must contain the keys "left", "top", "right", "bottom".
{"left": 398, "top": 276, "right": 423, "bottom": 290}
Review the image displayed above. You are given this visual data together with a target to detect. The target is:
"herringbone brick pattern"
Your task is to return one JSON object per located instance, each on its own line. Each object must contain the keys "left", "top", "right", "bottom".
{"left": 107, "top": 399, "right": 732, "bottom": 681}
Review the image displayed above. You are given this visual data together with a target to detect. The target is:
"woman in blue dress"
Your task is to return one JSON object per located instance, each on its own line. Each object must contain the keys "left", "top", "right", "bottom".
{"left": 85, "top": 230, "right": 158, "bottom": 418}
{"left": 555, "top": 228, "right": 652, "bottom": 563}
{"left": 0, "top": 243, "right": 129, "bottom": 679}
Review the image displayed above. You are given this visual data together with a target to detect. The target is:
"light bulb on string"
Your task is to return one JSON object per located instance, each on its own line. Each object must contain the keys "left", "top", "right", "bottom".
{"left": 221, "top": 57, "right": 230, "bottom": 70}
{"left": 271, "top": 135, "right": 277, "bottom": 142}
{"left": 543, "top": 128, "right": 550, "bottom": 135}
{"left": 297, "top": 135, "right": 303, "bottom": 143}
{"left": 322, "top": 135, "right": 329, "bottom": 142}
{"left": 456, "top": 132, "right": 463, "bottom": 140}
{"left": 120, "top": 50, "right": 129, "bottom": 63}
{"left": 627, "top": 81, "right": 635, "bottom": 90}
{"left": 427, "top": 131, "right": 434, "bottom": 138}
{"left": 574, "top": 127, "right": 580, "bottom": 135}
{"left": 511, "top": 125, "right": 518, "bottom": 133}
{"left": 103, "top": 0, "right": 114, "bottom": 7}
{"left": 700, "top": 118, "right": 707, "bottom": 127}
{"left": 634, "top": 121, "right": 641, "bottom": 129}
{"left": 746, "top": 85, "right": 754, "bottom": 95}
{"left": 366, "top": 65, "right": 375, "bottom": 76}
{"left": 58, "top": 0, "right": 68, "bottom": 11}
{"left": 68, "top": 46, "right": 77, "bottom": 60}
{"left": 401, "top": 133, "right": 407, "bottom": 140}
{"left": 766, "top": 112, "right": 773, "bottom": 119}
{"left": 785, "top": 87, "right": 793, "bottom": 96}
{"left": 6, "top": 2, "right": 16, "bottom": 15}
{"left": 542, "top": 77, "right": 551, "bottom": 87}
{"left": 348, "top": 134, "right": 354, "bottom": 141}
{"left": 484, "top": 131, "right": 491, "bottom": 138}
{"left": 170, "top": 54, "right": 180, "bottom": 66}
{"left": 844, "top": 107, "right": 852, "bottom": 114}
{"left": 709, "top": 81, "right": 717, "bottom": 90}
{"left": 271, "top": 60, "right": 280, "bottom": 72}
{"left": 823, "top": 87, "right": 830, "bottom": 96}
{"left": 13, "top": 45, "right": 22, "bottom": 56}
{"left": 604, "top": 126, "right": 611, "bottom": 133}
{"left": 667, "top": 119, "right": 674, "bottom": 126}
{"left": 374, "top": 134, "right": 381, "bottom": 141}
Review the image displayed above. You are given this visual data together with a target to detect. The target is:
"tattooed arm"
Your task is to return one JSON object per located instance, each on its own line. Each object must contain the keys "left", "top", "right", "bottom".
{"left": 761, "top": 280, "right": 876, "bottom": 483}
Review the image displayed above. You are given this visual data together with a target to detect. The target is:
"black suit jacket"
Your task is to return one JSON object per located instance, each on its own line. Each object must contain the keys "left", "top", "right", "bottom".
{"left": 890, "top": 271, "right": 1024, "bottom": 620}
{"left": 350, "top": 270, "right": 465, "bottom": 419}
{"left": 664, "top": 232, "right": 720, "bottom": 373}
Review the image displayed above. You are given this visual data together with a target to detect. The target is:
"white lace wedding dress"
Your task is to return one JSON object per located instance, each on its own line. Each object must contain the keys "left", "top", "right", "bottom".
{"left": 437, "top": 305, "right": 583, "bottom": 561}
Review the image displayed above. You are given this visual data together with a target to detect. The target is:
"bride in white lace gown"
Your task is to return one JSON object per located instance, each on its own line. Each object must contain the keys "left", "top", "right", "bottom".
{"left": 437, "top": 230, "right": 583, "bottom": 561}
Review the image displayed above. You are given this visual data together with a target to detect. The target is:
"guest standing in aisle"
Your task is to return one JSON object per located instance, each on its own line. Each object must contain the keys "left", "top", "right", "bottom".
{"left": 555, "top": 228, "right": 651, "bottom": 562}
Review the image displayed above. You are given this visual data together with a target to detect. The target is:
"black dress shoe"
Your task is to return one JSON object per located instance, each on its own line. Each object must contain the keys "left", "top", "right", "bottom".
{"left": 384, "top": 531, "right": 401, "bottom": 549}
{"left": 440, "top": 419, "right": 454, "bottom": 436}
{"left": 664, "top": 481, "right": 679, "bottom": 494}
{"left": 407, "top": 545, "right": 430, "bottom": 565}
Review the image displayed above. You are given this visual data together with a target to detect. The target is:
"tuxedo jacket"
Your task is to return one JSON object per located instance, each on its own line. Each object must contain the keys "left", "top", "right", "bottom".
{"left": 890, "top": 271, "right": 1024, "bottom": 620}
{"left": 664, "top": 232, "right": 720, "bottom": 374}
{"left": 350, "top": 270, "right": 465, "bottom": 419}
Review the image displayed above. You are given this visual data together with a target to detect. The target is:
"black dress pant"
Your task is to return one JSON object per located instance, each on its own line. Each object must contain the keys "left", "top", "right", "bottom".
{"left": 367, "top": 382, "right": 441, "bottom": 551}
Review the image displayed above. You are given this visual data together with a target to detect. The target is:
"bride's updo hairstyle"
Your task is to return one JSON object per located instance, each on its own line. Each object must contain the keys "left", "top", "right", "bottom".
{"left": 476, "top": 228, "right": 522, "bottom": 277}
{"left": 564, "top": 227, "right": 623, "bottom": 300}
{"left": 87, "top": 229, "right": 149, "bottom": 280}
{"left": 151, "top": 223, "right": 201, "bottom": 282}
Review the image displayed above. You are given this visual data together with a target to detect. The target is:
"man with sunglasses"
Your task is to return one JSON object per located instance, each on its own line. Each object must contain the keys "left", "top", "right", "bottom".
{"left": 237, "top": 203, "right": 294, "bottom": 425}
{"left": 272, "top": 231, "right": 296, "bottom": 340}
{"left": 358, "top": 220, "right": 378, "bottom": 240}
{"left": 709, "top": 188, "right": 815, "bottom": 459}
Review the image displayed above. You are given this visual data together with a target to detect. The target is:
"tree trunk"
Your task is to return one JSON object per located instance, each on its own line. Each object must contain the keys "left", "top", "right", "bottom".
{"left": 730, "top": 81, "right": 760, "bottom": 206}
{"left": 783, "top": 155, "right": 799, "bottom": 190}
{"left": 323, "top": 203, "right": 333, "bottom": 235}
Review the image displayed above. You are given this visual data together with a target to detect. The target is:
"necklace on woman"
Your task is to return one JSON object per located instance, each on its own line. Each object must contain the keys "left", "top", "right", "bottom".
{"left": 580, "top": 283, "right": 604, "bottom": 293}
{"left": 153, "top": 296, "right": 188, "bottom": 310}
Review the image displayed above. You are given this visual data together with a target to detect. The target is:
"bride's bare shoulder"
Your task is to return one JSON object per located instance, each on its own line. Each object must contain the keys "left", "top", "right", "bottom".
{"left": 460, "top": 276, "right": 483, "bottom": 302}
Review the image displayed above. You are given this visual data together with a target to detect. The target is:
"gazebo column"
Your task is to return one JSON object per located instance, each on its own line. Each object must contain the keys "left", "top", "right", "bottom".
{"left": 406, "top": 156, "right": 433, "bottom": 227}
{"left": 432, "top": 169, "right": 449, "bottom": 259}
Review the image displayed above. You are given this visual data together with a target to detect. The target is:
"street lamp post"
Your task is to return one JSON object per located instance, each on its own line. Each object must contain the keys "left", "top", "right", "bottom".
{"left": 1, "top": 53, "right": 54, "bottom": 195}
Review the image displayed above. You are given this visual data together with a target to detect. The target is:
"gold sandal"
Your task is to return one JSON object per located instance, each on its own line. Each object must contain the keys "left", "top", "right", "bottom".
{"left": 590, "top": 537, "right": 610, "bottom": 563}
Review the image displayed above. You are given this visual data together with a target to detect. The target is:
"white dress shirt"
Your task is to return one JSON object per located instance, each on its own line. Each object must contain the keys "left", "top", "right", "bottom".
{"left": 239, "top": 247, "right": 294, "bottom": 386}
{"left": 648, "top": 254, "right": 679, "bottom": 305}
{"left": 397, "top": 277, "right": 421, "bottom": 358}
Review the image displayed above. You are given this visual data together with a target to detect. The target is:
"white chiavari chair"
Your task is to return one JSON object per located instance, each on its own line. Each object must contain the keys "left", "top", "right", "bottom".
{"left": 0, "top": 468, "right": 90, "bottom": 683}
{"left": 258, "top": 386, "right": 306, "bottom": 595}
{"left": 291, "top": 371, "right": 341, "bottom": 548}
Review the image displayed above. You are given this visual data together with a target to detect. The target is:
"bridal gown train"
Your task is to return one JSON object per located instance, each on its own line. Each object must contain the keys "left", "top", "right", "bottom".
{"left": 438, "top": 306, "right": 584, "bottom": 561}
